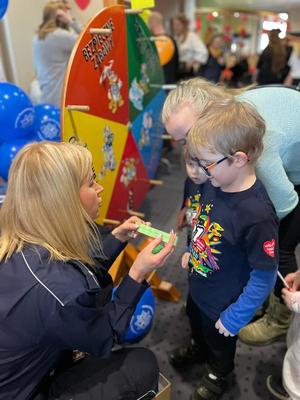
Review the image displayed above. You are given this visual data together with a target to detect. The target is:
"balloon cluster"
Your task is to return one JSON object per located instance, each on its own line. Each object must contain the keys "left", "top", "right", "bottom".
{"left": 0, "top": 82, "right": 61, "bottom": 181}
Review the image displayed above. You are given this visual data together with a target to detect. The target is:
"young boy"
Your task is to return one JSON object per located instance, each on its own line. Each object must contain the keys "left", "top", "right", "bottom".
{"left": 176, "top": 147, "right": 207, "bottom": 246}
{"left": 172, "top": 98, "right": 279, "bottom": 400}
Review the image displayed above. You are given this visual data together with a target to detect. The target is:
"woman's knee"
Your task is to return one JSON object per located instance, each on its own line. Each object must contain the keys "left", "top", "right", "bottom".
{"left": 124, "top": 347, "right": 159, "bottom": 390}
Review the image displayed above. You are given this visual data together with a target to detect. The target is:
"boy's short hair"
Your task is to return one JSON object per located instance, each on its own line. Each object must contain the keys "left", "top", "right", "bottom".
{"left": 187, "top": 98, "right": 266, "bottom": 164}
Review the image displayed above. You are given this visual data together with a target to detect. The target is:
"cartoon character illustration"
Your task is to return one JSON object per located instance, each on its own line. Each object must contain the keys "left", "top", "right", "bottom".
{"left": 98, "top": 125, "right": 116, "bottom": 179}
{"left": 99, "top": 60, "right": 124, "bottom": 114}
{"left": 139, "top": 111, "right": 152, "bottom": 149}
{"left": 139, "top": 63, "right": 150, "bottom": 93}
{"left": 185, "top": 194, "right": 201, "bottom": 227}
{"left": 189, "top": 203, "right": 224, "bottom": 277}
{"left": 129, "top": 78, "right": 144, "bottom": 111}
{"left": 120, "top": 158, "right": 137, "bottom": 187}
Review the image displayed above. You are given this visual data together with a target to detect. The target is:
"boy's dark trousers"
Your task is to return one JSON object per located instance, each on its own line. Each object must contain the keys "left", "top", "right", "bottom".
{"left": 274, "top": 184, "right": 300, "bottom": 299}
{"left": 187, "top": 294, "right": 238, "bottom": 377}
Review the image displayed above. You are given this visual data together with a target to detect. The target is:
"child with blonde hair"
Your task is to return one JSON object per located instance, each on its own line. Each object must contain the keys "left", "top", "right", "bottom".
{"left": 170, "top": 98, "right": 279, "bottom": 400}
{"left": 163, "top": 78, "right": 300, "bottom": 348}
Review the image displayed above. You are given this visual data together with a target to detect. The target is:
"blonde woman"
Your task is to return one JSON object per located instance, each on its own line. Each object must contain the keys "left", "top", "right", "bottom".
{"left": 32, "top": 1, "right": 81, "bottom": 107}
{"left": 0, "top": 141, "right": 176, "bottom": 400}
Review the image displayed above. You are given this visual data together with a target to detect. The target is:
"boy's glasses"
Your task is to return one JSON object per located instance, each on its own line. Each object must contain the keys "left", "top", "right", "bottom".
{"left": 192, "top": 156, "right": 228, "bottom": 177}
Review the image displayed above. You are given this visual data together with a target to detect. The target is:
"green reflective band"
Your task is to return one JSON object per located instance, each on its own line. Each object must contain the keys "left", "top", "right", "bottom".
{"left": 137, "top": 224, "right": 178, "bottom": 246}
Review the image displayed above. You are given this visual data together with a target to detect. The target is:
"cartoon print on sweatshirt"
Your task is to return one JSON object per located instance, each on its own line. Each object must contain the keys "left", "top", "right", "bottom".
{"left": 185, "top": 193, "right": 201, "bottom": 227}
{"left": 189, "top": 199, "right": 224, "bottom": 277}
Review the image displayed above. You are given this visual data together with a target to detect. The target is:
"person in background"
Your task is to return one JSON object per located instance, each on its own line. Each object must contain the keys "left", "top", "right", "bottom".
{"left": 172, "top": 14, "right": 208, "bottom": 79}
{"left": 284, "top": 33, "right": 300, "bottom": 87}
{"left": 201, "top": 33, "right": 225, "bottom": 83}
{"left": 256, "top": 29, "right": 287, "bottom": 85}
{"left": 0, "top": 141, "right": 176, "bottom": 400}
{"left": 147, "top": 11, "right": 179, "bottom": 84}
{"left": 162, "top": 79, "right": 300, "bottom": 346}
{"left": 267, "top": 269, "right": 300, "bottom": 400}
{"left": 32, "top": 1, "right": 81, "bottom": 107}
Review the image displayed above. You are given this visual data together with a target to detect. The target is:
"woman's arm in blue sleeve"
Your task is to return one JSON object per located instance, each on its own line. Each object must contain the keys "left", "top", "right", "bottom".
{"left": 220, "top": 267, "right": 277, "bottom": 335}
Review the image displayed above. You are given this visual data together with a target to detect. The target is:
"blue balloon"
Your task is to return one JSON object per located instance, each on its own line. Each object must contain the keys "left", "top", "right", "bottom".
{"left": 34, "top": 103, "right": 61, "bottom": 142}
{"left": 0, "top": 0, "right": 8, "bottom": 19}
{"left": 0, "top": 138, "right": 33, "bottom": 181}
{"left": 121, "top": 287, "right": 156, "bottom": 343}
{"left": 0, "top": 82, "right": 34, "bottom": 141}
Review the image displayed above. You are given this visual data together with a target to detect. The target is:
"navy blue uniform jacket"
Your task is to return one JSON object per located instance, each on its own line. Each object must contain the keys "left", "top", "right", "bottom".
{"left": 0, "top": 229, "right": 148, "bottom": 400}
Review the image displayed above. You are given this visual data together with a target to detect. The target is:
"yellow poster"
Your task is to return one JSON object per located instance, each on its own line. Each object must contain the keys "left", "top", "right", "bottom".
{"left": 131, "top": 0, "right": 155, "bottom": 10}
{"left": 63, "top": 110, "right": 128, "bottom": 223}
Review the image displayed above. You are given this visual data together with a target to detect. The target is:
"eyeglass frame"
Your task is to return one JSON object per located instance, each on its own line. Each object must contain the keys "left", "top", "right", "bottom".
{"left": 191, "top": 156, "right": 229, "bottom": 177}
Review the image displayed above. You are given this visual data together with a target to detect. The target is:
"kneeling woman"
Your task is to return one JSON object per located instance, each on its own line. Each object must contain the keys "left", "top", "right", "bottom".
{"left": 0, "top": 142, "right": 176, "bottom": 400}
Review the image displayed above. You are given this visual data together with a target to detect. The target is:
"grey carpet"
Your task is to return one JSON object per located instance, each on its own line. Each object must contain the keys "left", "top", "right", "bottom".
{"left": 132, "top": 144, "right": 298, "bottom": 400}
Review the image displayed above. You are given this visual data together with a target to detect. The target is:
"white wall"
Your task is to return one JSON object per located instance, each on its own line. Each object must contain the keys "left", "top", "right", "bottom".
{"left": 0, "top": 0, "right": 103, "bottom": 92}
{"left": 289, "top": 7, "right": 300, "bottom": 32}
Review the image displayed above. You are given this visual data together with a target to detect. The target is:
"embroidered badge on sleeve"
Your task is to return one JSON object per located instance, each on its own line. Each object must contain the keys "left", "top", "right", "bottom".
{"left": 263, "top": 239, "right": 275, "bottom": 257}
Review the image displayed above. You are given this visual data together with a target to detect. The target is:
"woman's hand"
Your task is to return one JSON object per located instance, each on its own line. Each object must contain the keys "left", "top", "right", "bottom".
{"left": 282, "top": 289, "right": 300, "bottom": 313}
{"left": 129, "top": 232, "right": 177, "bottom": 283}
{"left": 56, "top": 9, "right": 73, "bottom": 25}
{"left": 284, "top": 270, "right": 300, "bottom": 292}
{"left": 112, "top": 216, "right": 150, "bottom": 243}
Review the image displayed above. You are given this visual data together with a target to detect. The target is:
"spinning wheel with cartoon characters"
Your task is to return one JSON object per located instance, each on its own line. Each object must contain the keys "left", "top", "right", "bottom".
{"left": 61, "top": 3, "right": 166, "bottom": 224}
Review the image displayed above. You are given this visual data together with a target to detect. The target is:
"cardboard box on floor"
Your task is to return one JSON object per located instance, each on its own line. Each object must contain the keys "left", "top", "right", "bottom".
{"left": 155, "top": 373, "right": 171, "bottom": 400}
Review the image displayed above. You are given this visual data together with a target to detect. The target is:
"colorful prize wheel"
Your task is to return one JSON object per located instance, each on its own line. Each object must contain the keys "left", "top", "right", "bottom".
{"left": 62, "top": 5, "right": 165, "bottom": 223}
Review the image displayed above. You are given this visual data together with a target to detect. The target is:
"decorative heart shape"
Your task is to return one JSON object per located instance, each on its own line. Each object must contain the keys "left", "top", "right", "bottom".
{"left": 263, "top": 239, "right": 275, "bottom": 257}
{"left": 196, "top": 238, "right": 206, "bottom": 253}
{"left": 74, "top": 0, "right": 90, "bottom": 10}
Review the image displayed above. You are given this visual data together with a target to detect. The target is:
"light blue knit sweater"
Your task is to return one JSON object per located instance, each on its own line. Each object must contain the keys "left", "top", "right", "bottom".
{"left": 240, "top": 86, "right": 300, "bottom": 219}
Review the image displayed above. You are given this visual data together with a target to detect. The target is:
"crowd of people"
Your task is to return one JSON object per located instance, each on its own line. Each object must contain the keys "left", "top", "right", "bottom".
{"left": 30, "top": 3, "right": 300, "bottom": 108}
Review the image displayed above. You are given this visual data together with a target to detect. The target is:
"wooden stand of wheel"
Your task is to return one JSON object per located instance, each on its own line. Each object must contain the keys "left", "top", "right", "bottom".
{"left": 108, "top": 238, "right": 181, "bottom": 302}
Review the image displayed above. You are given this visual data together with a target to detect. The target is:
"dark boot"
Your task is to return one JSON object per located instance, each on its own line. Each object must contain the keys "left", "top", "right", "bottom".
{"left": 191, "top": 369, "right": 227, "bottom": 400}
{"left": 169, "top": 338, "right": 206, "bottom": 369}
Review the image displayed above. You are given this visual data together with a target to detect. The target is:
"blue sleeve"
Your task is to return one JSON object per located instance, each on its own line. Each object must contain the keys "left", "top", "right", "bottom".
{"left": 220, "top": 267, "right": 277, "bottom": 335}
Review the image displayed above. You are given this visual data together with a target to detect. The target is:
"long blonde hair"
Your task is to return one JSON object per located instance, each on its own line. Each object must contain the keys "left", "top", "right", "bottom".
{"left": 0, "top": 142, "right": 102, "bottom": 265}
{"left": 37, "top": 1, "right": 68, "bottom": 40}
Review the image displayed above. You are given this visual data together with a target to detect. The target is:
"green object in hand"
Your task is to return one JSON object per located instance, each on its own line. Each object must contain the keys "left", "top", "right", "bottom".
{"left": 137, "top": 224, "right": 178, "bottom": 246}
{"left": 152, "top": 243, "right": 165, "bottom": 254}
